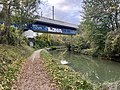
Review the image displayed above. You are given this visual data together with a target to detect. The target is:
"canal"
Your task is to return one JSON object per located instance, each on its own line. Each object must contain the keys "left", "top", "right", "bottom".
{"left": 50, "top": 50, "right": 120, "bottom": 84}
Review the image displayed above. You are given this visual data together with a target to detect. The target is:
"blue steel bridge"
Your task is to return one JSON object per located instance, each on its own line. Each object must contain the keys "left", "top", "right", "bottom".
{"left": 26, "top": 17, "right": 78, "bottom": 35}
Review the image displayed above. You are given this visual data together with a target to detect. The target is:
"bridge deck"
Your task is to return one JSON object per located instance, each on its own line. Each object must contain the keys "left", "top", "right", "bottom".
{"left": 35, "top": 17, "right": 78, "bottom": 29}
{"left": 27, "top": 17, "right": 78, "bottom": 35}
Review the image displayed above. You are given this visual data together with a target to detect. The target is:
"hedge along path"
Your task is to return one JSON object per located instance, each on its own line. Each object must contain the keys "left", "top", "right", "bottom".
{"left": 12, "top": 50, "right": 57, "bottom": 90}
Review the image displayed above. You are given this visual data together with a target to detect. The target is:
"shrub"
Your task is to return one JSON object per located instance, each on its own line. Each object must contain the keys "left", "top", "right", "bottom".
{"left": 34, "top": 34, "right": 65, "bottom": 49}
{"left": 0, "top": 24, "right": 27, "bottom": 46}
{"left": 81, "top": 49, "right": 94, "bottom": 55}
{"left": 104, "top": 31, "right": 120, "bottom": 61}
{"left": 66, "top": 35, "right": 89, "bottom": 53}
{"left": 34, "top": 34, "right": 49, "bottom": 48}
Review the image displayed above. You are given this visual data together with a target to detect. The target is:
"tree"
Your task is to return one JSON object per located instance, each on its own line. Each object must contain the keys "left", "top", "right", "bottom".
{"left": 0, "top": 0, "right": 42, "bottom": 44}
{"left": 11, "top": 0, "right": 42, "bottom": 29}
{"left": 80, "top": 0, "right": 120, "bottom": 56}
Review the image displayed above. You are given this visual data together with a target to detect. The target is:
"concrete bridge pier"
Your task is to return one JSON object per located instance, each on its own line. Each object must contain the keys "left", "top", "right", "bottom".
{"left": 67, "top": 35, "right": 73, "bottom": 51}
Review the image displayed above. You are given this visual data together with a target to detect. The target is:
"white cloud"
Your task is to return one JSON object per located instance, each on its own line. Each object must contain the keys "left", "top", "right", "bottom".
{"left": 47, "top": 0, "right": 63, "bottom": 6}
{"left": 40, "top": 0, "right": 83, "bottom": 25}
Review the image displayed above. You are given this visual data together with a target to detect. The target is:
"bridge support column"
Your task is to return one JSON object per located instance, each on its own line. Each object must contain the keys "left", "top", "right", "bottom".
{"left": 67, "top": 35, "right": 73, "bottom": 51}
{"left": 47, "top": 34, "right": 51, "bottom": 46}
{"left": 70, "top": 35, "right": 73, "bottom": 51}
{"left": 28, "top": 38, "right": 35, "bottom": 47}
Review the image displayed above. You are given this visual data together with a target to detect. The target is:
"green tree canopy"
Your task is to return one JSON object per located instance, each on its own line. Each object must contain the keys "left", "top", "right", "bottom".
{"left": 80, "top": 0, "right": 120, "bottom": 56}
{"left": 0, "top": 0, "right": 42, "bottom": 44}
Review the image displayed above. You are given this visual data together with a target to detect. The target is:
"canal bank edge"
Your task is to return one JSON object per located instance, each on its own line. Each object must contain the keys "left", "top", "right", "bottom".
{"left": 40, "top": 49, "right": 96, "bottom": 90}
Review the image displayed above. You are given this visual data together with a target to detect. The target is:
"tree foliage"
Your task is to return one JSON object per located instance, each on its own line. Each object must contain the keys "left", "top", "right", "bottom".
{"left": 0, "top": 0, "right": 42, "bottom": 45}
{"left": 0, "top": 24, "right": 27, "bottom": 46}
{"left": 80, "top": 0, "right": 120, "bottom": 57}
{"left": 71, "top": 34, "right": 89, "bottom": 53}
{"left": 104, "top": 31, "right": 120, "bottom": 60}
{"left": 34, "top": 34, "right": 65, "bottom": 49}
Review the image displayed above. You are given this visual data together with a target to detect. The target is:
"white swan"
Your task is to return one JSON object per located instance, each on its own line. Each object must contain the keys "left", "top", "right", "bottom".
{"left": 61, "top": 60, "right": 68, "bottom": 65}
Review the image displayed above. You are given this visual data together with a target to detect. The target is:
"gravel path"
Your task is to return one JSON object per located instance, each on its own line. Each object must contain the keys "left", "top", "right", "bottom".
{"left": 12, "top": 50, "right": 57, "bottom": 90}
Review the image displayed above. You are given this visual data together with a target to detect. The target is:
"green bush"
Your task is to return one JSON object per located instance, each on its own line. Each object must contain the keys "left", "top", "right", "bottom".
{"left": 69, "top": 35, "right": 90, "bottom": 53}
{"left": 0, "top": 24, "right": 27, "bottom": 46}
{"left": 104, "top": 31, "right": 120, "bottom": 60}
{"left": 34, "top": 34, "right": 65, "bottom": 49}
{"left": 34, "top": 34, "right": 49, "bottom": 49}
{"left": 81, "top": 49, "right": 94, "bottom": 55}
{"left": 40, "top": 50, "right": 94, "bottom": 90}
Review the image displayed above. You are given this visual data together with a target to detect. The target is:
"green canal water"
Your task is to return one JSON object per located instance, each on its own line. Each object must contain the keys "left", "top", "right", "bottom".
{"left": 50, "top": 50, "right": 120, "bottom": 84}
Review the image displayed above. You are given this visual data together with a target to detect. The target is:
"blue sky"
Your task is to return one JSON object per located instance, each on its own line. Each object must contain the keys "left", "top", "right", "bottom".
{"left": 39, "top": 0, "right": 83, "bottom": 25}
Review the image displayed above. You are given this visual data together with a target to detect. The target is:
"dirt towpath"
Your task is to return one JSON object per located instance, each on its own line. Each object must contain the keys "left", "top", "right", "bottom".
{"left": 12, "top": 50, "right": 57, "bottom": 90}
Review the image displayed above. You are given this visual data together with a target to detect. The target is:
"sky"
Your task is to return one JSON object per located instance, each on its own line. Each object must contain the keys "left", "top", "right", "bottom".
{"left": 39, "top": 0, "right": 83, "bottom": 25}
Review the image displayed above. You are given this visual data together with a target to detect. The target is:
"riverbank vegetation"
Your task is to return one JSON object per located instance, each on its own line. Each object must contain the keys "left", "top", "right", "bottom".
{"left": 40, "top": 49, "right": 120, "bottom": 90}
{"left": 34, "top": 34, "right": 65, "bottom": 49}
{"left": 40, "top": 49, "right": 95, "bottom": 90}
{"left": 0, "top": 0, "right": 39, "bottom": 89}
{"left": 0, "top": 22, "right": 33, "bottom": 90}
{"left": 72, "top": 0, "right": 120, "bottom": 61}
{"left": 0, "top": 44, "right": 33, "bottom": 90}
{"left": 34, "top": 33, "right": 65, "bottom": 50}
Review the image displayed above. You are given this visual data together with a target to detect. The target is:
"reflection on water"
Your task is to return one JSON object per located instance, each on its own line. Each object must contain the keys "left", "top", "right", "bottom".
{"left": 50, "top": 50, "right": 120, "bottom": 84}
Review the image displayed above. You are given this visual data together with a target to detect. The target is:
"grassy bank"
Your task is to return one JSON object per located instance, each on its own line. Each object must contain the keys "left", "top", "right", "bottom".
{"left": 0, "top": 44, "right": 33, "bottom": 90}
{"left": 40, "top": 49, "right": 95, "bottom": 90}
